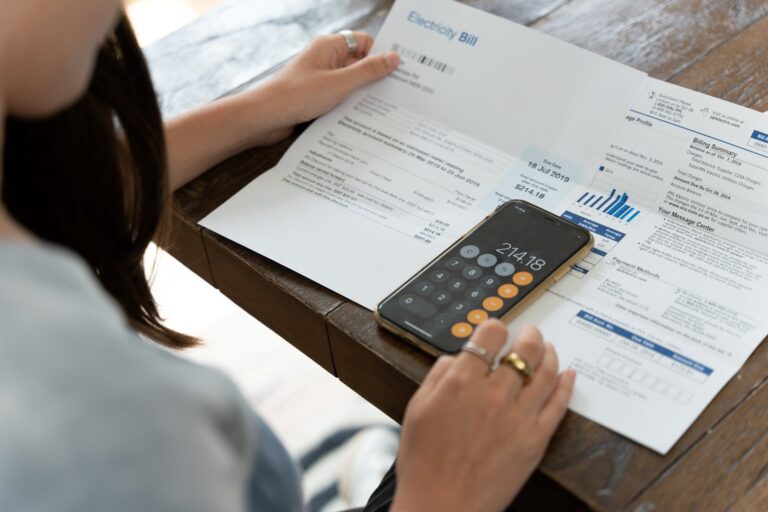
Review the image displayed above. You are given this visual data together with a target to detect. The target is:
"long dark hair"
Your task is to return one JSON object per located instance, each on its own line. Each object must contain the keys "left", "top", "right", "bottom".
{"left": 3, "top": 15, "right": 197, "bottom": 349}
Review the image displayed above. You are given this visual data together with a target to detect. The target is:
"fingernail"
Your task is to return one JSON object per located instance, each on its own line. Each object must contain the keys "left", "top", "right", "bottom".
{"left": 565, "top": 369, "right": 577, "bottom": 382}
{"left": 385, "top": 52, "right": 400, "bottom": 69}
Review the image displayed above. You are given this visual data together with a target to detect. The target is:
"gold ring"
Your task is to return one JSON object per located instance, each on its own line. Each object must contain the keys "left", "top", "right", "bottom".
{"left": 500, "top": 352, "right": 533, "bottom": 384}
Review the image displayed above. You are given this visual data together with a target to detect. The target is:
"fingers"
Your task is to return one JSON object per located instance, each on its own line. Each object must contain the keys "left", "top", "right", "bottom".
{"left": 350, "top": 31, "right": 374, "bottom": 57}
{"left": 341, "top": 32, "right": 376, "bottom": 66}
{"left": 314, "top": 32, "right": 376, "bottom": 64}
{"left": 303, "top": 32, "right": 399, "bottom": 96}
{"left": 421, "top": 355, "right": 455, "bottom": 392}
{"left": 452, "top": 319, "right": 508, "bottom": 377}
{"left": 333, "top": 51, "right": 400, "bottom": 93}
{"left": 518, "top": 343, "right": 560, "bottom": 412}
{"left": 490, "top": 324, "right": 546, "bottom": 393}
{"left": 537, "top": 369, "right": 576, "bottom": 436}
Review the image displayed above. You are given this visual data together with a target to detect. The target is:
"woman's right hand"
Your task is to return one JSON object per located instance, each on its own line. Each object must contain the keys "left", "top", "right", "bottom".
{"left": 392, "top": 320, "right": 576, "bottom": 512}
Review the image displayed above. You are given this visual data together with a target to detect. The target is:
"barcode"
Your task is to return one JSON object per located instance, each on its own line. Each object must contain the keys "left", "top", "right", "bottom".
{"left": 391, "top": 44, "right": 455, "bottom": 75}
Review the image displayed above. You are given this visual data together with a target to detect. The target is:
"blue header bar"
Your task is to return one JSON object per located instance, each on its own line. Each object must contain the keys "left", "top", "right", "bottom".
{"left": 562, "top": 211, "right": 626, "bottom": 242}
{"left": 752, "top": 130, "right": 768, "bottom": 142}
{"left": 576, "top": 310, "right": 713, "bottom": 376}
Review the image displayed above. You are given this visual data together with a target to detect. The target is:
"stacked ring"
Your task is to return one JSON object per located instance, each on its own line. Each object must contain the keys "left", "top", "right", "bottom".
{"left": 461, "top": 341, "right": 495, "bottom": 368}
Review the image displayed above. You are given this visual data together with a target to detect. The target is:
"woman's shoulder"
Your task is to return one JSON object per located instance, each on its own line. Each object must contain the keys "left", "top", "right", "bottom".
{"left": 0, "top": 240, "right": 248, "bottom": 416}
{"left": 0, "top": 242, "right": 255, "bottom": 511}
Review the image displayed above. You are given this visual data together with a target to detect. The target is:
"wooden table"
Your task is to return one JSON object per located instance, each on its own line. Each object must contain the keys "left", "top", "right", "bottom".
{"left": 147, "top": 1, "right": 768, "bottom": 509}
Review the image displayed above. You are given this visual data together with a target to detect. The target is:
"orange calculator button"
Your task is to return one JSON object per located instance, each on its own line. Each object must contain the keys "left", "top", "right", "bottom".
{"left": 482, "top": 296, "right": 504, "bottom": 312}
{"left": 498, "top": 284, "right": 519, "bottom": 299}
{"left": 512, "top": 272, "right": 534, "bottom": 286}
{"left": 467, "top": 309, "right": 489, "bottom": 325}
{"left": 451, "top": 322, "right": 474, "bottom": 338}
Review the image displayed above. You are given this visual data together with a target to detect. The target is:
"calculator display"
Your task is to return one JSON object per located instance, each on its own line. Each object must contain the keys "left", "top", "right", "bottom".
{"left": 377, "top": 201, "right": 590, "bottom": 353}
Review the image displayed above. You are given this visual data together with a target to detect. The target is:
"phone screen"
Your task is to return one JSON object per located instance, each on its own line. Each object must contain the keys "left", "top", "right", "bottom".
{"left": 377, "top": 201, "right": 590, "bottom": 353}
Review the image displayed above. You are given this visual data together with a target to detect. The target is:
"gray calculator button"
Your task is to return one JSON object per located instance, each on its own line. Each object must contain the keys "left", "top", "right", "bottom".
{"left": 414, "top": 281, "right": 435, "bottom": 295}
{"left": 465, "top": 288, "right": 484, "bottom": 301}
{"left": 444, "top": 257, "right": 464, "bottom": 270}
{"left": 459, "top": 245, "right": 480, "bottom": 258}
{"left": 449, "top": 301, "right": 470, "bottom": 314}
{"left": 481, "top": 275, "right": 501, "bottom": 288}
{"left": 430, "top": 269, "right": 451, "bottom": 283}
{"left": 447, "top": 278, "right": 467, "bottom": 292}
{"left": 431, "top": 291, "right": 453, "bottom": 305}
{"left": 399, "top": 295, "right": 436, "bottom": 318}
{"left": 495, "top": 262, "right": 516, "bottom": 277}
{"left": 477, "top": 253, "right": 498, "bottom": 268}
{"left": 462, "top": 265, "right": 482, "bottom": 280}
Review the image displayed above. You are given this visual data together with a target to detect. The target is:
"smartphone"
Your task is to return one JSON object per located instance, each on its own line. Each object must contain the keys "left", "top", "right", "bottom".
{"left": 375, "top": 200, "right": 593, "bottom": 356}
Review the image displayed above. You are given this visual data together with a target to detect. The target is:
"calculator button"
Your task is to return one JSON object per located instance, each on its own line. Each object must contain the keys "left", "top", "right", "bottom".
{"left": 467, "top": 309, "right": 488, "bottom": 325}
{"left": 399, "top": 295, "right": 437, "bottom": 318}
{"left": 431, "top": 291, "right": 453, "bottom": 305}
{"left": 447, "top": 278, "right": 467, "bottom": 292}
{"left": 451, "top": 322, "right": 474, "bottom": 338}
{"left": 414, "top": 281, "right": 435, "bottom": 295}
{"left": 465, "top": 288, "right": 484, "bottom": 301}
{"left": 444, "top": 257, "right": 464, "bottom": 270}
{"left": 513, "top": 271, "right": 534, "bottom": 286}
{"left": 481, "top": 275, "right": 502, "bottom": 288}
{"left": 459, "top": 245, "right": 480, "bottom": 258}
{"left": 483, "top": 296, "right": 504, "bottom": 312}
{"left": 477, "top": 254, "right": 498, "bottom": 268}
{"left": 450, "top": 301, "right": 470, "bottom": 314}
{"left": 430, "top": 269, "right": 451, "bottom": 283}
{"left": 494, "top": 262, "right": 516, "bottom": 277}
{"left": 498, "top": 284, "right": 519, "bottom": 299}
{"left": 462, "top": 265, "right": 482, "bottom": 280}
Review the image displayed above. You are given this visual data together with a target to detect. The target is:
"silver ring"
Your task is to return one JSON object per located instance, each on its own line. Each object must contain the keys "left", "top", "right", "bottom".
{"left": 461, "top": 341, "right": 495, "bottom": 368}
{"left": 339, "top": 30, "right": 359, "bottom": 55}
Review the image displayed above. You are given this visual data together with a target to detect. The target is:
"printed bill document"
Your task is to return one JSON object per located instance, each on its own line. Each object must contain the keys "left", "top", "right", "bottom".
{"left": 201, "top": 0, "right": 768, "bottom": 454}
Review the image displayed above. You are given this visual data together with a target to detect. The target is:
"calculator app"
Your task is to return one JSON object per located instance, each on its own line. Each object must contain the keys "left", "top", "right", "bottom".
{"left": 377, "top": 202, "right": 590, "bottom": 353}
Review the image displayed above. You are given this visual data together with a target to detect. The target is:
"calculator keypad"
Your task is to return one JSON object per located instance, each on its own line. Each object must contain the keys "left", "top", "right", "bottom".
{"left": 400, "top": 244, "right": 537, "bottom": 343}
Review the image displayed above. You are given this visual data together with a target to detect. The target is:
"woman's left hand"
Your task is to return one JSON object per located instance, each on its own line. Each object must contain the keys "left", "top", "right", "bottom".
{"left": 165, "top": 33, "right": 398, "bottom": 190}
{"left": 265, "top": 32, "right": 400, "bottom": 133}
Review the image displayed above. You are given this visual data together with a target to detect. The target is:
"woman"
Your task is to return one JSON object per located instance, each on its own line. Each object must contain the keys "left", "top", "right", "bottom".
{"left": 0, "top": 1, "right": 576, "bottom": 510}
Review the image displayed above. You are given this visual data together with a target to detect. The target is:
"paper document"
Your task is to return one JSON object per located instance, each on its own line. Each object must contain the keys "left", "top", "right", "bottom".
{"left": 201, "top": 0, "right": 645, "bottom": 308}
{"left": 506, "top": 78, "right": 768, "bottom": 452}
{"left": 201, "top": 0, "right": 768, "bottom": 453}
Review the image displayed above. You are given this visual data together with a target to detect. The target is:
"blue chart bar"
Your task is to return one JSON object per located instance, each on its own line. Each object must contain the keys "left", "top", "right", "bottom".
{"left": 614, "top": 204, "right": 630, "bottom": 218}
{"left": 576, "top": 188, "right": 641, "bottom": 222}
{"left": 606, "top": 193, "right": 628, "bottom": 215}
{"left": 597, "top": 189, "right": 615, "bottom": 209}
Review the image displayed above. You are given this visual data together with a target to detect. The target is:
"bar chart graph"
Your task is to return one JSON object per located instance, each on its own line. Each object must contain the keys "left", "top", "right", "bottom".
{"left": 576, "top": 188, "right": 640, "bottom": 222}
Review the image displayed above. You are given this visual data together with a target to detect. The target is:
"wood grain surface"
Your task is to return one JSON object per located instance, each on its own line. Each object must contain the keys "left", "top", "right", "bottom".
{"left": 149, "top": 1, "right": 768, "bottom": 510}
